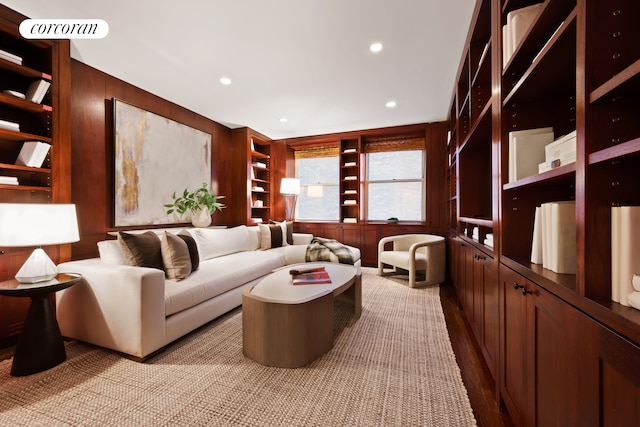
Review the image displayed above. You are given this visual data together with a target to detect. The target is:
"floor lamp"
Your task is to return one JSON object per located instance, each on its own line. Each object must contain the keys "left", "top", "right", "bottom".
{"left": 280, "top": 178, "right": 300, "bottom": 222}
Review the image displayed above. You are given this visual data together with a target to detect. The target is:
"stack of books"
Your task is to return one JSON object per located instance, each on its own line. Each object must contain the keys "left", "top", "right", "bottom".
{"left": 15, "top": 141, "right": 50, "bottom": 168}
{"left": 26, "top": 80, "right": 51, "bottom": 104}
{"left": 0, "top": 176, "right": 18, "bottom": 185}
{"left": 0, "top": 119, "right": 20, "bottom": 132}
{"left": 539, "top": 130, "right": 577, "bottom": 173}
{"left": 509, "top": 127, "right": 554, "bottom": 182}
{"left": 611, "top": 206, "right": 640, "bottom": 308}
{"left": 502, "top": 3, "right": 543, "bottom": 66}
{"left": 290, "top": 266, "right": 332, "bottom": 285}
{"left": 0, "top": 48, "right": 22, "bottom": 65}
{"left": 531, "top": 201, "right": 576, "bottom": 274}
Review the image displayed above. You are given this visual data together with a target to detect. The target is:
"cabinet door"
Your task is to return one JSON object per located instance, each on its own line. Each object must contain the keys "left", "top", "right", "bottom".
{"left": 361, "top": 227, "right": 379, "bottom": 267}
{"left": 479, "top": 253, "right": 498, "bottom": 380}
{"left": 500, "top": 264, "right": 533, "bottom": 427}
{"left": 577, "top": 312, "right": 640, "bottom": 427}
{"left": 533, "top": 286, "right": 580, "bottom": 427}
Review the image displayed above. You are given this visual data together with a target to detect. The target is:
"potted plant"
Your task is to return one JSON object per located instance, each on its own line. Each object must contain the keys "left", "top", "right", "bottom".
{"left": 165, "top": 182, "right": 225, "bottom": 227}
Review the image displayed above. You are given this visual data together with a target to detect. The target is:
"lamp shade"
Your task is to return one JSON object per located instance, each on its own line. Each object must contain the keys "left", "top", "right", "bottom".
{"left": 0, "top": 203, "right": 80, "bottom": 247}
{"left": 280, "top": 178, "right": 300, "bottom": 195}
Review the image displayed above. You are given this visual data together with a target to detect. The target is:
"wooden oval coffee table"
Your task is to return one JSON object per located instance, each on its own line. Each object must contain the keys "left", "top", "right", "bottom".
{"left": 242, "top": 262, "right": 361, "bottom": 368}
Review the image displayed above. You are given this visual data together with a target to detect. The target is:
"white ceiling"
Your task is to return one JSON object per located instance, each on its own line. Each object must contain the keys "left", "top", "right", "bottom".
{"left": 5, "top": 0, "right": 476, "bottom": 140}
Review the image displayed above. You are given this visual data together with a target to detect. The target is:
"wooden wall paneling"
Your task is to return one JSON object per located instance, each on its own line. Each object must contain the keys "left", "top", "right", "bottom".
{"left": 69, "top": 61, "right": 234, "bottom": 259}
{"left": 425, "top": 121, "right": 449, "bottom": 233}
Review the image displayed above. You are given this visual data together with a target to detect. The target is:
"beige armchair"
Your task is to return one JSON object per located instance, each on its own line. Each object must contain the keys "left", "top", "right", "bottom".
{"left": 378, "top": 234, "right": 445, "bottom": 287}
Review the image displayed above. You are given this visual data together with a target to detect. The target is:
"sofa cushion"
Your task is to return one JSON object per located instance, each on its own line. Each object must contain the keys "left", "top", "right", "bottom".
{"left": 161, "top": 232, "right": 192, "bottom": 281}
{"left": 177, "top": 231, "right": 199, "bottom": 271}
{"left": 118, "top": 231, "right": 164, "bottom": 270}
{"left": 192, "top": 225, "right": 250, "bottom": 261}
{"left": 164, "top": 250, "right": 285, "bottom": 316}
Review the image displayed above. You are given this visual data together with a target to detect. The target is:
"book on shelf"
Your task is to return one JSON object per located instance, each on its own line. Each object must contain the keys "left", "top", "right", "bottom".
{"left": 252, "top": 162, "right": 266, "bottom": 169}
{"left": 251, "top": 217, "right": 263, "bottom": 223}
{"left": 611, "top": 206, "right": 640, "bottom": 307}
{"left": 343, "top": 148, "right": 357, "bottom": 154}
{"left": 0, "top": 119, "right": 20, "bottom": 132}
{"left": 531, "top": 201, "right": 576, "bottom": 274}
{"left": 0, "top": 176, "right": 18, "bottom": 185}
{"left": 502, "top": 3, "right": 543, "bottom": 66}
{"left": 343, "top": 161, "right": 357, "bottom": 167}
{"left": 343, "top": 199, "right": 357, "bottom": 205}
{"left": 251, "top": 186, "right": 265, "bottom": 192}
{"left": 344, "top": 176, "right": 357, "bottom": 181}
{"left": 26, "top": 80, "right": 51, "bottom": 104}
{"left": 343, "top": 217, "right": 357, "bottom": 223}
{"left": 509, "top": 127, "right": 554, "bottom": 182}
{"left": 0, "top": 48, "right": 22, "bottom": 65}
{"left": 3, "top": 89, "right": 25, "bottom": 99}
{"left": 343, "top": 189, "right": 357, "bottom": 195}
{"left": 15, "top": 141, "right": 50, "bottom": 168}
{"left": 538, "top": 130, "right": 577, "bottom": 173}
{"left": 290, "top": 266, "right": 332, "bottom": 285}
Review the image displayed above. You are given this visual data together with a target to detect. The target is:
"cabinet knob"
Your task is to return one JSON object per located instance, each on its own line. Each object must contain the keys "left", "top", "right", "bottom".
{"left": 513, "top": 282, "right": 522, "bottom": 290}
{"left": 521, "top": 288, "right": 533, "bottom": 296}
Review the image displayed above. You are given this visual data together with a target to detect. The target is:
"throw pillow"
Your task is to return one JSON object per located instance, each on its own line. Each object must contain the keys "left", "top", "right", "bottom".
{"left": 161, "top": 232, "right": 192, "bottom": 281}
{"left": 268, "top": 220, "right": 293, "bottom": 245}
{"left": 177, "top": 230, "right": 200, "bottom": 272}
{"left": 117, "top": 231, "right": 164, "bottom": 270}
{"left": 97, "top": 239, "right": 127, "bottom": 265}
{"left": 259, "top": 222, "right": 289, "bottom": 249}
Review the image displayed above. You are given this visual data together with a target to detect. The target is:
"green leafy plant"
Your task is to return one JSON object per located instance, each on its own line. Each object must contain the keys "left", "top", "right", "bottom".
{"left": 164, "top": 182, "right": 225, "bottom": 216}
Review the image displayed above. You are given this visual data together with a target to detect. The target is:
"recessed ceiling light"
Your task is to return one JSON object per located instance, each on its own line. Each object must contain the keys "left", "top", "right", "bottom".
{"left": 220, "top": 77, "right": 231, "bottom": 85}
{"left": 386, "top": 100, "right": 397, "bottom": 108}
{"left": 280, "top": 118, "right": 288, "bottom": 123}
{"left": 370, "top": 42, "right": 383, "bottom": 53}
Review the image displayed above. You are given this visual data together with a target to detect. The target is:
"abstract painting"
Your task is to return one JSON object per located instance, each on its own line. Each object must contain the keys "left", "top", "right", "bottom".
{"left": 113, "top": 99, "right": 211, "bottom": 226}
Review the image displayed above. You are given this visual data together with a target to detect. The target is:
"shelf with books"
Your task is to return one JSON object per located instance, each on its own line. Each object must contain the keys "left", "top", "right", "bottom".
{"left": 501, "top": 0, "right": 575, "bottom": 75}
{"left": 502, "top": 11, "right": 576, "bottom": 107}
{"left": 339, "top": 138, "right": 361, "bottom": 223}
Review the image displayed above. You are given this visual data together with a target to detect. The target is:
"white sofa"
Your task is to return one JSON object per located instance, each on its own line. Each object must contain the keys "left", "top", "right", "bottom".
{"left": 56, "top": 225, "right": 361, "bottom": 360}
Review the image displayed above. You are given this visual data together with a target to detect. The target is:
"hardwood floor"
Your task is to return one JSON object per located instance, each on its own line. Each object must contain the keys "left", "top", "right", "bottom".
{"left": 440, "top": 282, "right": 514, "bottom": 427}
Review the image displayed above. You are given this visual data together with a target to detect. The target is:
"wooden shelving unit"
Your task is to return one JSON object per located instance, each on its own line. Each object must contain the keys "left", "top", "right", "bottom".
{"left": 450, "top": 0, "right": 640, "bottom": 424}
{"left": 0, "top": 4, "right": 71, "bottom": 344}
{"left": 339, "top": 138, "right": 361, "bottom": 223}
{"left": 249, "top": 136, "right": 272, "bottom": 225}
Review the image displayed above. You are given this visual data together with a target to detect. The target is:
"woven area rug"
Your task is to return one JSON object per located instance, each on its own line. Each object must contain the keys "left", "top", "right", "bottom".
{"left": 0, "top": 268, "right": 476, "bottom": 426}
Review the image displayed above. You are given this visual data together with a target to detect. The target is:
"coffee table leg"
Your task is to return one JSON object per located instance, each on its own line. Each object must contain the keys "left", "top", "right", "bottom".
{"left": 11, "top": 295, "right": 66, "bottom": 376}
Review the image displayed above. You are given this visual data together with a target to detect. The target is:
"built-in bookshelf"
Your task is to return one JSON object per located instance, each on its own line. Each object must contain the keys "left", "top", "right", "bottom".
{"left": 450, "top": 0, "right": 640, "bottom": 424}
{"left": 0, "top": 4, "right": 71, "bottom": 344}
{"left": 0, "top": 15, "right": 56, "bottom": 197}
{"left": 339, "top": 138, "right": 361, "bottom": 223}
{"left": 249, "top": 136, "right": 271, "bottom": 225}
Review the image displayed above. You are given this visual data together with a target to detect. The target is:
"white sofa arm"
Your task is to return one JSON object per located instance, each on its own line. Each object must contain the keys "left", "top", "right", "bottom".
{"left": 293, "top": 233, "right": 313, "bottom": 245}
{"left": 56, "top": 259, "right": 167, "bottom": 359}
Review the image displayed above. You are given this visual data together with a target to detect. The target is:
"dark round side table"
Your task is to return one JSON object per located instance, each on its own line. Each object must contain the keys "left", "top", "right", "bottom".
{"left": 0, "top": 273, "right": 81, "bottom": 376}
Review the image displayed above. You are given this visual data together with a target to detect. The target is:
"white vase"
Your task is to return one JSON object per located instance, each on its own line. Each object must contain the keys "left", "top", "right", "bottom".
{"left": 191, "top": 206, "right": 212, "bottom": 228}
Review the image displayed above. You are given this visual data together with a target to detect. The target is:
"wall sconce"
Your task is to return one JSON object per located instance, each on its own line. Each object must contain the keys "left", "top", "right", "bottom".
{"left": 280, "top": 178, "right": 300, "bottom": 222}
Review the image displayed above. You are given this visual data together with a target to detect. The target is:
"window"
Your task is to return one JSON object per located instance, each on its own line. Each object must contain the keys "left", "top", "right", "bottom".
{"left": 295, "top": 147, "right": 340, "bottom": 221}
{"left": 365, "top": 142, "right": 425, "bottom": 222}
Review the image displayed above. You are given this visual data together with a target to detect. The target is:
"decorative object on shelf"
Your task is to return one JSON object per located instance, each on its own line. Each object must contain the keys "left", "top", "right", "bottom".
{"left": 15, "top": 140, "right": 50, "bottom": 168}
{"left": 0, "top": 203, "right": 79, "bottom": 283}
{"left": 280, "top": 178, "right": 300, "bottom": 222}
{"left": 387, "top": 217, "right": 399, "bottom": 223}
{"left": 164, "top": 182, "right": 225, "bottom": 228}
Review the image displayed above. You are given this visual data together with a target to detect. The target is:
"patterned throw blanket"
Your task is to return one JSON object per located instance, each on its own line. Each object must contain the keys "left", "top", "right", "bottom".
{"left": 305, "top": 237, "right": 354, "bottom": 265}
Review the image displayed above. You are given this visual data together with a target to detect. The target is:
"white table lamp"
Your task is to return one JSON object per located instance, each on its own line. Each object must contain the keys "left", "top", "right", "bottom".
{"left": 0, "top": 203, "right": 80, "bottom": 283}
{"left": 280, "top": 178, "right": 300, "bottom": 222}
